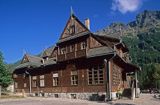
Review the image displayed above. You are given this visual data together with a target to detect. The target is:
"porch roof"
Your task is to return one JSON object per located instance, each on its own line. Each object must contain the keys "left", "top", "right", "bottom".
{"left": 111, "top": 55, "right": 140, "bottom": 72}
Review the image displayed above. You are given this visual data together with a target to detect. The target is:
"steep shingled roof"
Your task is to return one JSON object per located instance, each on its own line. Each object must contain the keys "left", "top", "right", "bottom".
{"left": 25, "top": 54, "right": 43, "bottom": 64}
{"left": 41, "top": 46, "right": 55, "bottom": 58}
{"left": 15, "top": 54, "right": 43, "bottom": 69}
{"left": 87, "top": 46, "right": 114, "bottom": 58}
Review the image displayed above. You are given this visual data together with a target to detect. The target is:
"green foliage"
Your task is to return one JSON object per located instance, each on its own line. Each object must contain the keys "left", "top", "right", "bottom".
{"left": 0, "top": 51, "right": 12, "bottom": 88}
{"left": 122, "top": 29, "right": 160, "bottom": 89}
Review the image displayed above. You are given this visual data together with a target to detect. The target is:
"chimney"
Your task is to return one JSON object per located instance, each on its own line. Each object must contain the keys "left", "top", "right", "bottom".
{"left": 85, "top": 18, "right": 90, "bottom": 30}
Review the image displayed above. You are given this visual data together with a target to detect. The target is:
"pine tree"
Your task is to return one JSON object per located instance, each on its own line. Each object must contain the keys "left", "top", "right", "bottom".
{"left": 0, "top": 51, "right": 12, "bottom": 88}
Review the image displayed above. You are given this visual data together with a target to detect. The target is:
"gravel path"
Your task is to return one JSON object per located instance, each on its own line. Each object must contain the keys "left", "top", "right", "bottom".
{"left": 0, "top": 94, "right": 159, "bottom": 105}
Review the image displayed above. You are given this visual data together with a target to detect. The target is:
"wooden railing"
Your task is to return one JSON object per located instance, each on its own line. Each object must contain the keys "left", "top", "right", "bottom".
{"left": 66, "top": 52, "right": 75, "bottom": 60}
{"left": 57, "top": 49, "right": 86, "bottom": 62}
{"left": 76, "top": 49, "right": 86, "bottom": 58}
{"left": 57, "top": 54, "right": 65, "bottom": 62}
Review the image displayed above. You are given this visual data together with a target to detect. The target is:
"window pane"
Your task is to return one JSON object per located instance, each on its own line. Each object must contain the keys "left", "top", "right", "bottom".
{"left": 40, "top": 80, "right": 44, "bottom": 87}
{"left": 88, "top": 65, "right": 104, "bottom": 85}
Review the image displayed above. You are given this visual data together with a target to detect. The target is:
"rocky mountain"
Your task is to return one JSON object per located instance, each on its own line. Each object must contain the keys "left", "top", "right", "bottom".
{"left": 96, "top": 10, "right": 160, "bottom": 38}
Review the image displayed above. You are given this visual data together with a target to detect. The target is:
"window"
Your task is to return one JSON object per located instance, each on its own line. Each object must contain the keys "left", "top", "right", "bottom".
{"left": 15, "top": 82, "right": 18, "bottom": 88}
{"left": 40, "top": 75, "right": 45, "bottom": 87}
{"left": 53, "top": 73, "right": 59, "bottom": 86}
{"left": 13, "top": 74, "right": 18, "bottom": 78}
{"left": 71, "top": 71, "right": 78, "bottom": 85}
{"left": 61, "top": 47, "right": 66, "bottom": 54}
{"left": 70, "top": 25, "right": 75, "bottom": 34}
{"left": 88, "top": 65, "right": 104, "bottom": 85}
{"left": 70, "top": 45, "right": 74, "bottom": 52}
{"left": 24, "top": 83, "right": 27, "bottom": 88}
{"left": 32, "top": 76, "right": 37, "bottom": 87}
{"left": 81, "top": 41, "right": 86, "bottom": 50}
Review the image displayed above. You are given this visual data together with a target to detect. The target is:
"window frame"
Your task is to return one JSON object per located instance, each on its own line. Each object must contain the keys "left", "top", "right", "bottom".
{"left": 53, "top": 73, "right": 59, "bottom": 87}
{"left": 71, "top": 71, "right": 78, "bottom": 86}
{"left": 60, "top": 47, "right": 66, "bottom": 55}
{"left": 15, "top": 82, "right": 18, "bottom": 88}
{"left": 39, "top": 75, "right": 45, "bottom": 87}
{"left": 32, "top": 76, "right": 37, "bottom": 87}
{"left": 70, "top": 45, "right": 75, "bottom": 52}
{"left": 88, "top": 65, "right": 104, "bottom": 85}
{"left": 81, "top": 41, "right": 86, "bottom": 50}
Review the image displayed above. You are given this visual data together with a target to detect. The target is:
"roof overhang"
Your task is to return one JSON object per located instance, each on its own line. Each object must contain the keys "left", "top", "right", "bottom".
{"left": 111, "top": 55, "right": 140, "bottom": 72}
{"left": 57, "top": 31, "right": 90, "bottom": 44}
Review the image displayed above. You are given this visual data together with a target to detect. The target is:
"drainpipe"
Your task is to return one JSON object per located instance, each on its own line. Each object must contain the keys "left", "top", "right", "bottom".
{"left": 104, "top": 53, "right": 116, "bottom": 101}
{"left": 104, "top": 59, "right": 111, "bottom": 101}
{"left": 25, "top": 70, "right": 31, "bottom": 94}
{"left": 29, "top": 75, "right": 31, "bottom": 94}
{"left": 135, "top": 71, "right": 138, "bottom": 98}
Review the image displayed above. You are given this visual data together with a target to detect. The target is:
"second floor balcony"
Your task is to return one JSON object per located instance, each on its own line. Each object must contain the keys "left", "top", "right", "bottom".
{"left": 57, "top": 49, "right": 86, "bottom": 62}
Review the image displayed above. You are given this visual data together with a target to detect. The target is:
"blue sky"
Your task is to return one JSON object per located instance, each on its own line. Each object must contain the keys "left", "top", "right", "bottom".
{"left": 0, "top": 0, "right": 160, "bottom": 64}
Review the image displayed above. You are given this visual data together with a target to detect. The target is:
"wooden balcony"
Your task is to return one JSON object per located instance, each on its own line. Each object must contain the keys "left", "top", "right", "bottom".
{"left": 66, "top": 52, "right": 75, "bottom": 60}
{"left": 57, "top": 54, "right": 65, "bottom": 62}
{"left": 57, "top": 49, "right": 86, "bottom": 62}
{"left": 76, "top": 49, "right": 86, "bottom": 58}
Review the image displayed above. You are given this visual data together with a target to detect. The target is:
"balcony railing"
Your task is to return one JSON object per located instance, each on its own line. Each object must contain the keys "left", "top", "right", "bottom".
{"left": 76, "top": 49, "right": 86, "bottom": 58}
{"left": 66, "top": 52, "right": 75, "bottom": 60}
{"left": 57, "top": 54, "right": 65, "bottom": 62}
{"left": 57, "top": 49, "right": 86, "bottom": 62}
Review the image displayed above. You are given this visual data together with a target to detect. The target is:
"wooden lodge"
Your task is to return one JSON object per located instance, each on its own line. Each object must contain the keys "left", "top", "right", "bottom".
{"left": 13, "top": 12, "right": 140, "bottom": 100}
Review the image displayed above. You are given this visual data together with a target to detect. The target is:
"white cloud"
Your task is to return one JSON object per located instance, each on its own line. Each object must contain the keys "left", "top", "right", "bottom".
{"left": 111, "top": 0, "right": 142, "bottom": 14}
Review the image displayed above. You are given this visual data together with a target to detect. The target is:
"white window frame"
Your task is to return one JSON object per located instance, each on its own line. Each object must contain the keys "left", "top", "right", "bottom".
{"left": 32, "top": 76, "right": 37, "bottom": 87}
{"left": 15, "top": 82, "right": 18, "bottom": 88}
{"left": 71, "top": 71, "right": 78, "bottom": 85}
{"left": 40, "top": 75, "right": 45, "bottom": 87}
{"left": 24, "top": 83, "right": 27, "bottom": 88}
{"left": 53, "top": 73, "right": 59, "bottom": 86}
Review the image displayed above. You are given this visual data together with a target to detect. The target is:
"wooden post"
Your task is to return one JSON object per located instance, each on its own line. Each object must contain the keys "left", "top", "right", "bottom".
{"left": 29, "top": 75, "right": 32, "bottom": 94}
{"left": 135, "top": 71, "right": 138, "bottom": 98}
{"left": 0, "top": 85, "right": 1, "bottom": 98}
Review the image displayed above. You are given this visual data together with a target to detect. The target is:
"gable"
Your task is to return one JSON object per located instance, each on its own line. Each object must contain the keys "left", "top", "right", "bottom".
{"left": 92, "top": 35, "right": 120, "bottom": 48}
{"left": 60, "top": 15, "right": 89, "bottom": 39}
{"left": 21, "top": 54, "right": 29, "bottom": 64}
{"left": 89, "top": 35, "right": 102, "bottom": 48}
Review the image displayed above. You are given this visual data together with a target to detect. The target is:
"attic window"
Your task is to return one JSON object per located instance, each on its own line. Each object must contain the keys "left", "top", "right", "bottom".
{"left": 70, "top": 25, "right": 75, "bottom": 35}
{"left": 41, "top": 59, "right": 44, "bottom": 64}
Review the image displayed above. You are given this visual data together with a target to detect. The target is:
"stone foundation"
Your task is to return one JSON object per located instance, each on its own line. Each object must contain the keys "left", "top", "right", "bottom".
{"left": 27, "top": 92, "right": 107, "bottom": 101}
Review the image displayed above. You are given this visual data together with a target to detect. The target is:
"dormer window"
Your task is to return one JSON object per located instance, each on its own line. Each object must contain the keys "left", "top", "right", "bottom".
{"left": 41, "top": 59, "right": 45, "bottom": 64}
{"left": 81, "top": 41, "right": 86, "bottom": 50}
{"left": 61, "top": 47, "right": 66, "bottom": 54}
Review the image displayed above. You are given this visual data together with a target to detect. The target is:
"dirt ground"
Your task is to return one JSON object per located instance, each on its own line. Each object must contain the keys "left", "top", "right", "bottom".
{"left": 0, "top": 94, "right": 159, "bottom": 105}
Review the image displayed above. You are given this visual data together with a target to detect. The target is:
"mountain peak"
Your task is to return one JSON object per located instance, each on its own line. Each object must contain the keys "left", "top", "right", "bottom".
{"left": 96, "top": 10, "right": 160, "bottom": 37}
{"left": 135, "top": 10, "right": 160, "bottom": 28}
